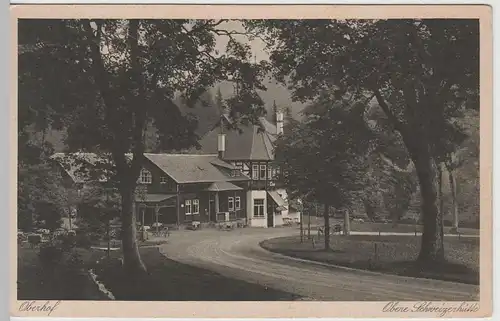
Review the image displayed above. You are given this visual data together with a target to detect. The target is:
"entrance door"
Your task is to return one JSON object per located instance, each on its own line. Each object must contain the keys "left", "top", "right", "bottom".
{"left": 267, "top": 210, "right": 274, "bottom": 227}
{"left": 209, "top": 198, "right": 216, "bottom": 222}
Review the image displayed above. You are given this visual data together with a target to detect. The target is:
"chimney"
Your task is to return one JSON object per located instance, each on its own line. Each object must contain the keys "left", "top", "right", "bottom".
{"left": 276, "top": 111, "right": 284, "bottom": 135}
{"left": 217, "top": 133, "right": 226, "bottom": 159}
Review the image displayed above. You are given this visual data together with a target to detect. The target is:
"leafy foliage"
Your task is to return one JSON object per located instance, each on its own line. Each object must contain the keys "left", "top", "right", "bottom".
{"left": 249, "top": 19, "right": 479, "bottom": 262}
{"left": 19, "top": 19, "right": 269, "bottom": 271}
{"left": 276, "top": 93, "right": 374, "bottom": 210}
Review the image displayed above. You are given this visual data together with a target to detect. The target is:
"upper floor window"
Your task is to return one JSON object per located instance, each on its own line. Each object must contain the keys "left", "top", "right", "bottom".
{"left": 260, "top": 165, "right": 267, "bottom": 180}
{"left": 160, "top": 176, "right": 168, "bottom": 184}
{"left": 235, "top": 162, "right": 244, "bottom": 171}
{"left": 139, "top": 168, "right": 152, "bottom": 184}
{"left": 252, "top": 164, "right": 259, "bottom": 180}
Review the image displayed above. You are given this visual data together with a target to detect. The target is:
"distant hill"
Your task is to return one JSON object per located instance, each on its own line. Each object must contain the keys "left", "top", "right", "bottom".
{"left": 42, "top": 76, "right": 306, "bottom": 153}
{"left": 214, "top": 77, "right": 307, "bottom": 121}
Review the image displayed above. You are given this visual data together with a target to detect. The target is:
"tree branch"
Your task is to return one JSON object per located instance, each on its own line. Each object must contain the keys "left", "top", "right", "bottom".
{"left": 127, "top": 19, "right": 148, "bottom": 182}
{"left": 373, "top": 89, "right": 405, "bottom": 132}
{"left": 82, "top": 19, "right": 127, "bottom": 175}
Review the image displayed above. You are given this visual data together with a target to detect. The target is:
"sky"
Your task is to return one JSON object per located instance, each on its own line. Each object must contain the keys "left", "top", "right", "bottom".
{"left": 213, "top": 20, "right": 270, "bottom": 62}
{"left": 209, "top": 20, "right": 306, "bottom": 120}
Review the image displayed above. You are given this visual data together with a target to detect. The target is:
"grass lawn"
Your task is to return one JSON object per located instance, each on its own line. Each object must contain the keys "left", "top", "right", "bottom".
{"left": 17, "top": 245, "right": 109, "bottom": 300}
{"left": 93, "top": 247, "right": 301, "bottom": 301}
{"left": 302, "top": 216, "right": 480, "bottom": 235}
{"left": 261, "top": 234, "right": 479, "bottom": 285}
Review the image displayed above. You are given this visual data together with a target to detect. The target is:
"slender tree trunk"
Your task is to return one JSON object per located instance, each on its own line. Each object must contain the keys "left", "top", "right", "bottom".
{"left": 300, "top": 211, "right": 304, "bottom": 243}
{"left": 120, "top": 186, "right": 147, "bottom": 274}
{"left": 307, "top": 205, "right": 312, "bottom": 239}
{"left": 448, "top": 169, "right": 459, "bottom": 231}
{"left": 343, "top": 209, "right": 350, "bottom": 236}
{"left": 412, "top": 150, "right": 445, "bottom": 263}
{"left": 323, "top": 203, "right": 330, "bottom": 250}
{"left": 438, "top": 162, "right": 445, "bottom": 227}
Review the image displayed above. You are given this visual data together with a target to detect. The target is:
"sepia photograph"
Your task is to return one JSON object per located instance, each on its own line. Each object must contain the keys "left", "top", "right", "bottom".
{"left": 12, "top": 4, "right": 492, "bottom": 318}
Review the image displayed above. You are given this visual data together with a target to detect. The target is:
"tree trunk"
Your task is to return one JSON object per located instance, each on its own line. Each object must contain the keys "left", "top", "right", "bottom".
{"left": 343, "top": 209, "right": 350, "bottom": 235}
{"left": 323, "top": 203, "right": 330, "bottom": 250}
{"left": 120, "top": 187, "right": 147, "bottom": 274}
{"left": 448, "top": 169, "right": 459, "bottom": 230}
{"left": 412, "top": 150, "right": 445, "bottom": 263}
{"left": 299, "top": 210, "right": 304, "bottom": 243}
{"left": 438, "top": 163, "right": 444, "bottom": 223}
{"left": 307, "top": 206, "right": 312, "bottom": 239}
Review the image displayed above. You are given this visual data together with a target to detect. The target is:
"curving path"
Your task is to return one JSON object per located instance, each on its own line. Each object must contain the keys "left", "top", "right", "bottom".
{"left": 159, "top": 228, "right": 479, "bottom": 301}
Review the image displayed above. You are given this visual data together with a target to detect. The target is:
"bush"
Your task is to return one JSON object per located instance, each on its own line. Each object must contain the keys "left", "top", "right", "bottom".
{"left": 75, "top": 233, "right": 92, "bottom": 249}
{"left": 38, "top": 242, "right": 64, "bottom": 268}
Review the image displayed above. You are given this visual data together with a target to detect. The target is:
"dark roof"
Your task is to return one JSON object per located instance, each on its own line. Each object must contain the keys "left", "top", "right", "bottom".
{"left": 144, "top": 153, "right": 249, "bottom": 184}
{"left": 194, "top": 116, "right": 278, "bottom": 161}
{"left": 204, "top": 181, "right": 243, "bottom": 192}
{"left": 135, "top": 194, "right": 176, "bottom": 203}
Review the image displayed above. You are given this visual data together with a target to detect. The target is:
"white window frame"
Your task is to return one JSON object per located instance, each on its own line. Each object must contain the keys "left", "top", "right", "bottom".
{"left": 252, "top": 164, "right": 259, "bottom": 180}
{"left": 160, "top": 176, "right": 168, "bottom": 184}
{"left": 235, "top": 162, "right": 244, "bottom": 171}
{"left": 260, "top": 164, "right": 267, "bottom": 180}
{"left": 235, "top": 196, "right": 241, "bottom": 210}
{"left": 228, "top": 197, "right": 234, "bottom": 211}
{"left": 253, "top": 199, "right": 265, "bottom": 217}
{"left": 139, "top": 168, "right": 152, "bottom": 184}
{"left": 192, "top": 199, "right": 199, "bottom": 214}
{"left": 185, "top": 200, "right": 192, "bottom": 215}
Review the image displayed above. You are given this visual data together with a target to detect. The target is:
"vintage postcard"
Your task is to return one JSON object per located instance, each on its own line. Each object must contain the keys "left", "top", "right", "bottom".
{"left": 11, "top": 4, "right": 492, "bottom": 319}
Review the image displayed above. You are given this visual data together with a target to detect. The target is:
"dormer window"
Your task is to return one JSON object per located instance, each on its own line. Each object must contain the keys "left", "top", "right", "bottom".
{"left": 139, "top": 168, "right": 152, "bottom": 184}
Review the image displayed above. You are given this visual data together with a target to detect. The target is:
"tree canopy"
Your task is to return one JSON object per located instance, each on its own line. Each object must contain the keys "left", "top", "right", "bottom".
{"left": 19, "top": 19, "right": 269, "bottom": 272}
{"left": 249, "top": 19, "right": 479, "bottom": 262}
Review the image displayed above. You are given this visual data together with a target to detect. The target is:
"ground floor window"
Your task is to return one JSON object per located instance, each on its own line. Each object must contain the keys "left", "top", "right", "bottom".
{"left": 185, "top": 200, "right": 192, "bottom": 215}
{"left": 253, "top": 199, "right": 265, "bottom": 217}
{"left": 235, "top": 196, "right": 241, "bottom": 210}
{"left": 228, "top": 197, "right": 234, "bottom": 211}
{"left": 192, "top": 199, "right": 199, "bottom": 214}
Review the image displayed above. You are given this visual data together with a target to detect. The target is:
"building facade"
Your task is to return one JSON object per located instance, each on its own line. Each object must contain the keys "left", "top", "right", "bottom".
{"left": 194, "top": 111, "right": 302, "bottom": 227}
{"left": 51, "top": 110, "right": 302, "bottom": 229}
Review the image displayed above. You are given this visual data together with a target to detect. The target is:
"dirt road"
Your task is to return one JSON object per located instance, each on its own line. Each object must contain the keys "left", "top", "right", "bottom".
{"left": 159, "top": 228, "right": 479, "bottom": 301}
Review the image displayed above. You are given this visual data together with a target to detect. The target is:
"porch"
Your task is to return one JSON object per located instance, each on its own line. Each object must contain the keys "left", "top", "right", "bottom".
{"left": 135, "top": 194, "right": 178, "bottom": 229}
{"left": 205, "top": 181, "right": 247, "bottom": 224}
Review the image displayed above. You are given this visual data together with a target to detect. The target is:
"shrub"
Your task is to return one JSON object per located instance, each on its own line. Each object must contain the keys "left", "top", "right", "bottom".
{"left": 38, "top": 241, "right": 64, "bottom": 269}
{"left": 75, "top": 233, "right": 92, "bottom": 249}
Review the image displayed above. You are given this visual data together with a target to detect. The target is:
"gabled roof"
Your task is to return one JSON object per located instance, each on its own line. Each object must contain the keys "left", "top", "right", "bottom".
{"left": 52, "top": 152, "right": 249, "bottom": 186}
{"left": 143, "top": 154, "right": 249, "bottom": 184}
{"left": 194, "top": 116, "right": 278, "bottom": 161}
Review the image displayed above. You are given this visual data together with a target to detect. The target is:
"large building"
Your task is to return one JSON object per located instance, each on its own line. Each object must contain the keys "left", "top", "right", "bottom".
{"left": 51, "top": 152, "right": 250, "bottom": 227}
{"left": 193, "top": 111, "right": 302, "bottom": 227}
{"left": 51, "top": 111, "right": 301, "bottom": 229}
